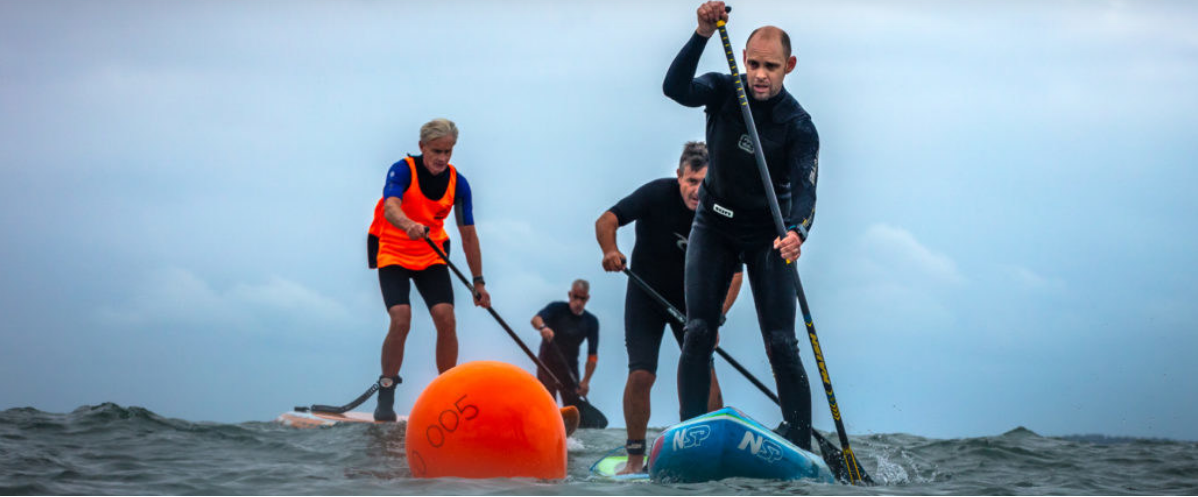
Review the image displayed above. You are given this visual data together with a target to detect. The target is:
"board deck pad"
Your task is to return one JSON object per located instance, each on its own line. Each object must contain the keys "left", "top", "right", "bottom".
{"left": 276, "top": 410, "right": 406, "bottom": 428}
{"left": 589, "top": 451, "right": 650, "bottom": 482}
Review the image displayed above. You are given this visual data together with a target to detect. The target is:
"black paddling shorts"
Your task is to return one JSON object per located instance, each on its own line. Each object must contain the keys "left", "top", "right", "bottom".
{"left": 378, "top": 264, "right": 454, "bottom": 310}
{"left": 625, "top": 280, "right": 719, "bottom": 375}
{"left": 624, "top": 283, "right": 686, "bottom": 375}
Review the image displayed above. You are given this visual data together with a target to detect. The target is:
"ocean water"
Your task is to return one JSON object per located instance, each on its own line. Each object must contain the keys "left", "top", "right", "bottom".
{"left": 2, "top": 403, "right": 1197, "bottom": 495}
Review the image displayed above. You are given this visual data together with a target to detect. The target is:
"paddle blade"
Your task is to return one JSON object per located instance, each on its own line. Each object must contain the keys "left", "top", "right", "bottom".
{"left": 560, "top": 405, "right": 581, "bottom": 436}
{"left": 813, "top": 431, "right": 850, "bottom": 482}
{"left": 814, "top": 431, "right": 875, "bottom": 485}
{"left": 575, "top": 399, "right": 609, "bottom": 429}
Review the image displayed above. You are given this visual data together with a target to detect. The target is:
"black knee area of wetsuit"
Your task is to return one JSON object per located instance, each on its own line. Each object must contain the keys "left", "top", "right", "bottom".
{"left": 765, "top": 332, "right": 802, "bottom": 372}
{"left": 680, "top": 319, "right": 718, "bottom": 361}
{"left": 678, "top": 319, "right": 718, "bottom": 420}
{"left": 626, "top": 439, "right": 647, "bottom": 456}
{"left": 679, "top": 319, "right": 718, "bottom": 379}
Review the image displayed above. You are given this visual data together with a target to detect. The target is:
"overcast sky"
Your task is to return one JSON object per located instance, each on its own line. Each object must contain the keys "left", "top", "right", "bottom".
{"left": 2, "top": 0, "right": 1196, "bottom": 441}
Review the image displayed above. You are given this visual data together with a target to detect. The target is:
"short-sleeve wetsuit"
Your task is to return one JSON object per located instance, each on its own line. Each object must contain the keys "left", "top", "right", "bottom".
{"left": 608, "top": 177, "right": 740, "bottom": 375}
{"left": 535, "top": 301, "right": 599, "bottom": 406}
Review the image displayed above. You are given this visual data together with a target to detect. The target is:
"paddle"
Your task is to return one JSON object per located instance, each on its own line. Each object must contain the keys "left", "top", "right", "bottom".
{"left": 544, "top": 340, "right": 610, "bottom": 429}
{"left": 422, "top": 234, "right": 608, "bottom": 428}
{"left": 622, "top": 267, "right": 870, "bottom": 483}
{"left": 709, "top": 7, "right": 871, "bottom": 485}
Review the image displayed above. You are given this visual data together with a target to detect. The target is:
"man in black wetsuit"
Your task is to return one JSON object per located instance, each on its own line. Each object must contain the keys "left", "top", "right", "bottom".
{"left": 529, "top": 279, "right": 600, "bottom": 407}
{"left": 663, "top": 1, "right": 820, "bottom": 450}
{"left": 595, "top": 141, "right": 744, "bottom": 474}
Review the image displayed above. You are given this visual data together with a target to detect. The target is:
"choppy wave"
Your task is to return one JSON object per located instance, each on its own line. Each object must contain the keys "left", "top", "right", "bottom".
{"left": 1, "top": 404, "right": 1196, "bottom": 495}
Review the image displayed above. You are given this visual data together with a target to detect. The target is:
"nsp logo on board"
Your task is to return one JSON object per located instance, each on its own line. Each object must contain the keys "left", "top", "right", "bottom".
{"left": 672, "top": 424, "right": 712, "bottom": 450}
{"left": 737, "top": 431, "right": 783, "bottom": 463}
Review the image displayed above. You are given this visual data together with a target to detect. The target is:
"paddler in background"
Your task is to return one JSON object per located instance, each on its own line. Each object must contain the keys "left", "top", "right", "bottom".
{"left": 367, "top": 118, "right": 491, "bottom": 422}
{"left": 594, "top": 141, "right": 744, "bottom": 474}
{"left": 664, "top": 2, "right": 821, "bottom": 450}
{"left": 529, "top": 280, "right": 599, "bottom": 408}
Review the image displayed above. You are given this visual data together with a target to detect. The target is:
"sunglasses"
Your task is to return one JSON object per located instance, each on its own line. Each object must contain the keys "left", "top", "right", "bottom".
{"left": 570, "top": 293, "right": 590, "bottom": 302}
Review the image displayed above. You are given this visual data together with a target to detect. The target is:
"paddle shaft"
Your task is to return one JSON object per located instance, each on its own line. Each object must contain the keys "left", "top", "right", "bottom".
{"left": 545, "top": 337, "right": 595, "bottom": 403}
{"left": 422, "top": 236, "right": 566, "bottom": 391}
{"left": 622, "top": 268, "right": 784, "bottom": 401}
{"left": 713, "top": 15, "right": 866, "bottom": 484}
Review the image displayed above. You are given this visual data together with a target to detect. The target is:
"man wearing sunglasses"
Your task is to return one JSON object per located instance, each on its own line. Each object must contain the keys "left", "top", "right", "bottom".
{"left": 530, "top": 279, "right": 600, "bottom": 407}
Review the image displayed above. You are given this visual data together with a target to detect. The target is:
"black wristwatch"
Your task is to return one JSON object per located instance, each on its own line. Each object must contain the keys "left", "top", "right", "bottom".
{"left": 473, "top": 275, "right": 486, "bottom": 285}
{"left": 787, "top": 224, "right": 809, "bottom": 242}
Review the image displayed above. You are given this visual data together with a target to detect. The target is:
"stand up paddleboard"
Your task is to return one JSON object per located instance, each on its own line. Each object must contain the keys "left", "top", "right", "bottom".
{"left": 277, "top": 405, "right": 581, "bottom": 435}
{"left": 276, "top": 410, "right": 406, "bottom": 428}
{"left": 590, "top": 406, "right": 835, "bottom": 484}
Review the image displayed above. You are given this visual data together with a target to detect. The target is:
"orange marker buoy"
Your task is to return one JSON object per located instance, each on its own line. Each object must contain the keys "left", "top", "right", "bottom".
{"left": 405, "top": 361, "right": 567, "bottom": 479}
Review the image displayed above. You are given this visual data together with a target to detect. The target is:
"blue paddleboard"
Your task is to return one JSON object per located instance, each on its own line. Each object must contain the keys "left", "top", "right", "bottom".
{"left": 646, "top": 406, "right": 835, "bottom": 483}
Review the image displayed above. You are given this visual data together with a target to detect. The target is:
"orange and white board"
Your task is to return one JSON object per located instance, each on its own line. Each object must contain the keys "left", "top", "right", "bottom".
{"left": 276, "top": 410, "right": 407, "bottom": 428}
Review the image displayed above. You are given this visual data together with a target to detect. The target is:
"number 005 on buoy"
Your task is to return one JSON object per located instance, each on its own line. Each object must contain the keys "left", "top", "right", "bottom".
{"left": 405, "top": 361, "right": 567, "bottom": 479}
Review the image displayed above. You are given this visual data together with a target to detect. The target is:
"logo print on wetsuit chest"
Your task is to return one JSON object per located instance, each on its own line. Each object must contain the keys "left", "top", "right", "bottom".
{"left": 738, "top": 134, "right": 755, "bottom": 155}
{"left": 674, "top": 232, "right": 688, "bottom": 252}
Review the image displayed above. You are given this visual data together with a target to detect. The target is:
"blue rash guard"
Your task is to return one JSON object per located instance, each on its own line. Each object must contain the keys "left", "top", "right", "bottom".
{"left": 663, "top": 31, "right": 818, "bottom": 451}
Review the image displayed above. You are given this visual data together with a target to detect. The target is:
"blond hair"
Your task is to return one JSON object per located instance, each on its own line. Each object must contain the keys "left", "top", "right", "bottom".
{"left": 419, "top": 118, "right": 459, "bottom": 143}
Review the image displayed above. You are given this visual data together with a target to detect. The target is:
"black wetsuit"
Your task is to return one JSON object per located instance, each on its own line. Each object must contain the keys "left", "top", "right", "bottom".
{"left": 535, "top": 301, "right": 599, "bottom": 405}
{"left": 609, "top": 178, "right": 739, "bottom": 375}
{"left": 664, "top": 32, "right": 820, "bottom": 450}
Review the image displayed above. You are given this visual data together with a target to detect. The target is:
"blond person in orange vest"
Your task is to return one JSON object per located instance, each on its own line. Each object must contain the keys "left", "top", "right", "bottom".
{"left": 367, "top": 118, "right": 491, "bottom": 421}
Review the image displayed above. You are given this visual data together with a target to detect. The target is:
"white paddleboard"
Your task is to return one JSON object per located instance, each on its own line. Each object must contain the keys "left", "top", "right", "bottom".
{"left": 276, "top": 410, "right": 407, "bottom": 428}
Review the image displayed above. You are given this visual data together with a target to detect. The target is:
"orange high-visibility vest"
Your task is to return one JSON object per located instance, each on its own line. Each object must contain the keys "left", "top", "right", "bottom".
{"left": 368, "top": 156, "right": 457, "bottom": 270}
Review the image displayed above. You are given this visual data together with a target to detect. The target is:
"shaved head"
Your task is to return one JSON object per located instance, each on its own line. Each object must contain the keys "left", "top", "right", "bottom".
{"left": 746, "top": 25, "right": 791, "bottom": 58}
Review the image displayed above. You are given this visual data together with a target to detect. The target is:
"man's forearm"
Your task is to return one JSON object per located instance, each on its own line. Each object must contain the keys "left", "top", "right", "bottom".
{"left": 596, "top": 211, "right": 620, "bottom": 255}
{"left": 663, "top": 32, "right": 712, "bottom": 106}
{"left": 786, "top": 138, "right": 819, "bottom": 239}
{"left": 383, "top": 197, "right": 414, "bottom": 231}
{"left": 582, "top": 358, "right": 597, "bottom": 384}
{"left": 459, "top": 226, "right": 484, "bottom": 278}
